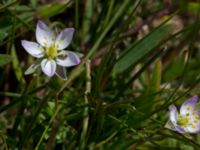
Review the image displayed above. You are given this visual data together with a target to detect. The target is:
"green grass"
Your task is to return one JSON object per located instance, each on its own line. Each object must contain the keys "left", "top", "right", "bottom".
{"left": 1, "top": 0, "right": 200, "bottom": 149}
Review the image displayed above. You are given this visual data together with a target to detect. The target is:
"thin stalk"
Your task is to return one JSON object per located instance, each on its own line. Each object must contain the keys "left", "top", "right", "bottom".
{"left": 35, "top": 105, "right": 62, "bottom": 150}
{"left": 75, "top": 0, "right": 79, "bottom": 30}
{"left": 0, "top": 135, "right": 8, "bottom": 150}
{"left": 0, "top": 0, "right": 18, "bottom": 12}
{"left": 86, "top": 0, "right": 130, "bottom": 58}
{"left": 80, "top": 60, "right": 91, "bottom": 149}
{"left": 95, "top": 131, "right": 118, "bottom": 148}
{"left": 19, "top": 93, "right": 50, "bottom": 149}
{"left": 0, "top": 92, "right": 21, "bottom": 98}
{"left": 8, "top": 9, "right": 34, "bottom": 31}
{"left": 108, "top": 114, "right": 162, "bottom": 149}
{"left": 104, "top": 0, "right": 114, "bottom": 27}
{"left": 82, "top": 0, "right": 93, "bottom": 38}
{"left": 57, "top": 0, "right": 132, "bottom": 98}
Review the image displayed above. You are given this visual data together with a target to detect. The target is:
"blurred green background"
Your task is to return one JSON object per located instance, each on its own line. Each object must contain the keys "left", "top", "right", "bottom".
{"left": 1, "top": 0, "right": 200, "bottom": 149}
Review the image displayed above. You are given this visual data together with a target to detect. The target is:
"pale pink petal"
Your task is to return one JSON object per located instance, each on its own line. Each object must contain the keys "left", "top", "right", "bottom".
{"left": 187, "top": 112, "right": 200, "bottom": 133}
{"left": 21, "top": 40, "right": 44, "bottom": 58}
{"left": 169, "top": 105, "right": 178, "bottom": 125}
{"left": 55, "top": 28, "right": 74, "bottom": 50}
{"left": 41, "top": 59, "right": 56, "bottom": 77}
{"left": 36, "top": 20, "right": 54, "bottom": 47}
{"left": 56, "top": 51, "right": 80, "bottom": 67}
{"left": 186, "top": 122, "right": 200, "bottom": 134}
{"left": 175, "top": 125, "right": 185, "bottom": 134}
{"left": 180, "top": 96, "right": 198, "bottom": 115}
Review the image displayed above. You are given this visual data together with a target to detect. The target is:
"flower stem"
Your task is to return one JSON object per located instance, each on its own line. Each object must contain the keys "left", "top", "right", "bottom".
{"left": 80, "top": 59, "right": 91, "bottom": 149}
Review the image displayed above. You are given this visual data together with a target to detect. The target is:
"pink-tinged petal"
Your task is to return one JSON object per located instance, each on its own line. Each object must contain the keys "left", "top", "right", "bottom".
{"left": 186, "top": 122, "right": 200, "bottom": 134}
{"left": 175, "top": 125, "right": 185, "bottom": 134}
{"left": 36, "top": 20, "right": 54, "bottom": 47}
{"left": 169, "top": 105, "right": 178, "bottom": 125}
{"left": 180, "top": 96, "right": 198, "bottom": 115}
{"left": 41, "top": 59, "right": 56, "bottom": 77}
{"left": 56, "top": 51, "right": 80, "bottom": 67}
{"left": 198, "top": 109, "right": 200, "bottom": 115}
{"left": 55, "top": 28, "right": 74, "bottom": 50}
{"left": 21, "top": 40, "right": 44, "bottom": 58}
{"left": 188, "top": 112, "right": 200, "bottom": 133}
{"left": 55, "top": 65, "right": 67, "bottom": 80}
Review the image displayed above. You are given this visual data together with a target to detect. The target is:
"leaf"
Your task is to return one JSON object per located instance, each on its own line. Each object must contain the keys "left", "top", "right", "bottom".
{"left": 149, "top": 59, "right": 162, "bottom": 94}
{"left": 11, "top": 44, "right": 25, "bottom": 85}
{"left": 0, "top": 54, "right": 12, "bottom": 67}
{"left": 24, "top": 63, "right": 39, "bottom": 75}
{"left": 0, "top": 31, "right": 8, "bottom": 41}
{"left": 82, "top": 0, "right": 94, "bottom": 40}
{"left": 37, "top": 3, "right": 67, "bottom": 18}
{"left": 113, "top": 24, "right": 172, "bottom": 74}
{"left": 163, "top": 56, "right": 185, "bottom": 81}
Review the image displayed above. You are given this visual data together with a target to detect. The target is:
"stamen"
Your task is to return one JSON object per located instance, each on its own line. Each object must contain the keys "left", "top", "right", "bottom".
{"left": 192, "top": 111, "right": 197, "bottom": 115}
{"left": 192, "top": 125, "right": 196, "bottom": 128}
{"left": 187, "top": 106, "right": 191, "bottom": 111}
{"left": 178, "top": 116, "right": 189, "bottom": 127}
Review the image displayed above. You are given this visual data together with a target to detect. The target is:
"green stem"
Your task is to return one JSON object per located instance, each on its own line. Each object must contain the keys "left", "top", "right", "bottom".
{"left": 0, "top": 92, "right": 21, "bottom": 98}
{"left": 104, "top": 0, "right": 114, "bottom": 27}
{"left": 19, "top": 93, "right": 49, "bottom": 149}
{"left": 57, "top": 0, "right": 131, "bottom": 98}
{"left": 0, "top": 0, "right": 18, "bottom": 12}
{"left": 80, "top": 60, "right": 91, "bottom": 149}
{"left": 35, "top": 105, "right": 62, "bottom": 150}
{"left": 75, "top": 0, "right": 79, "bottom": 30}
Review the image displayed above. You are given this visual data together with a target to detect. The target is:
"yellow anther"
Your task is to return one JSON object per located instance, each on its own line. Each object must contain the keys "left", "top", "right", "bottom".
{"left": 187, "top": 106, "right": 191, "bottom": 111}
{"left": 194, "top": 119, "right": 198, "bottom": 123}
{"left": 192, "top": 125, "right": 196, "bottom": 128}
{"left": 192, "top": 111, "right": 197, "bottom": 115}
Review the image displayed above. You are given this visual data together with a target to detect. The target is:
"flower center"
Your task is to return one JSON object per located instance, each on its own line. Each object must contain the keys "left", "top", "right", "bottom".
{"left": 177, "top": 112, "right": 200, "bottom": 129}
{"left": 46, "top": 45, "right": 58, "bottom": 59}
{"left": 177, "top": 116, "right": 189, "bottom": 127}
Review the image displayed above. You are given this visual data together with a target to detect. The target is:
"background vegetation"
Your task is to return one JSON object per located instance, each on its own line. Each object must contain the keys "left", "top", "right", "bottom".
{"left": 1, "top": 0, "right": 200, "bottom": 149}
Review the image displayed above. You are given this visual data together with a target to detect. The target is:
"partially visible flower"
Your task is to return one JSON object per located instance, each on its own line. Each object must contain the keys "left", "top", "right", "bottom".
{"left": 21, "top": 20, "right": 80, "bottom": 80}
{"left": 168, "top": 96, "right": 200, "bottom": 134}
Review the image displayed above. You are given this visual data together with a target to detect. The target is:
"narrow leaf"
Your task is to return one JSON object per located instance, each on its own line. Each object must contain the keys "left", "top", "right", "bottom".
{"left": 113, "top": 24, "right": 172, "bottom": 73}
{"left": 0, "top": 54, "right": 12, "bottom": 67}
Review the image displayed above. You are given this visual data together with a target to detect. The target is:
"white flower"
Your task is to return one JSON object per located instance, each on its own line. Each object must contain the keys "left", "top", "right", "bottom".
{"left": 21, "top": 20, "right": 80, "bottom": 80}
{"left": 168, "top": 96, "right": 200, "bottom": 134}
